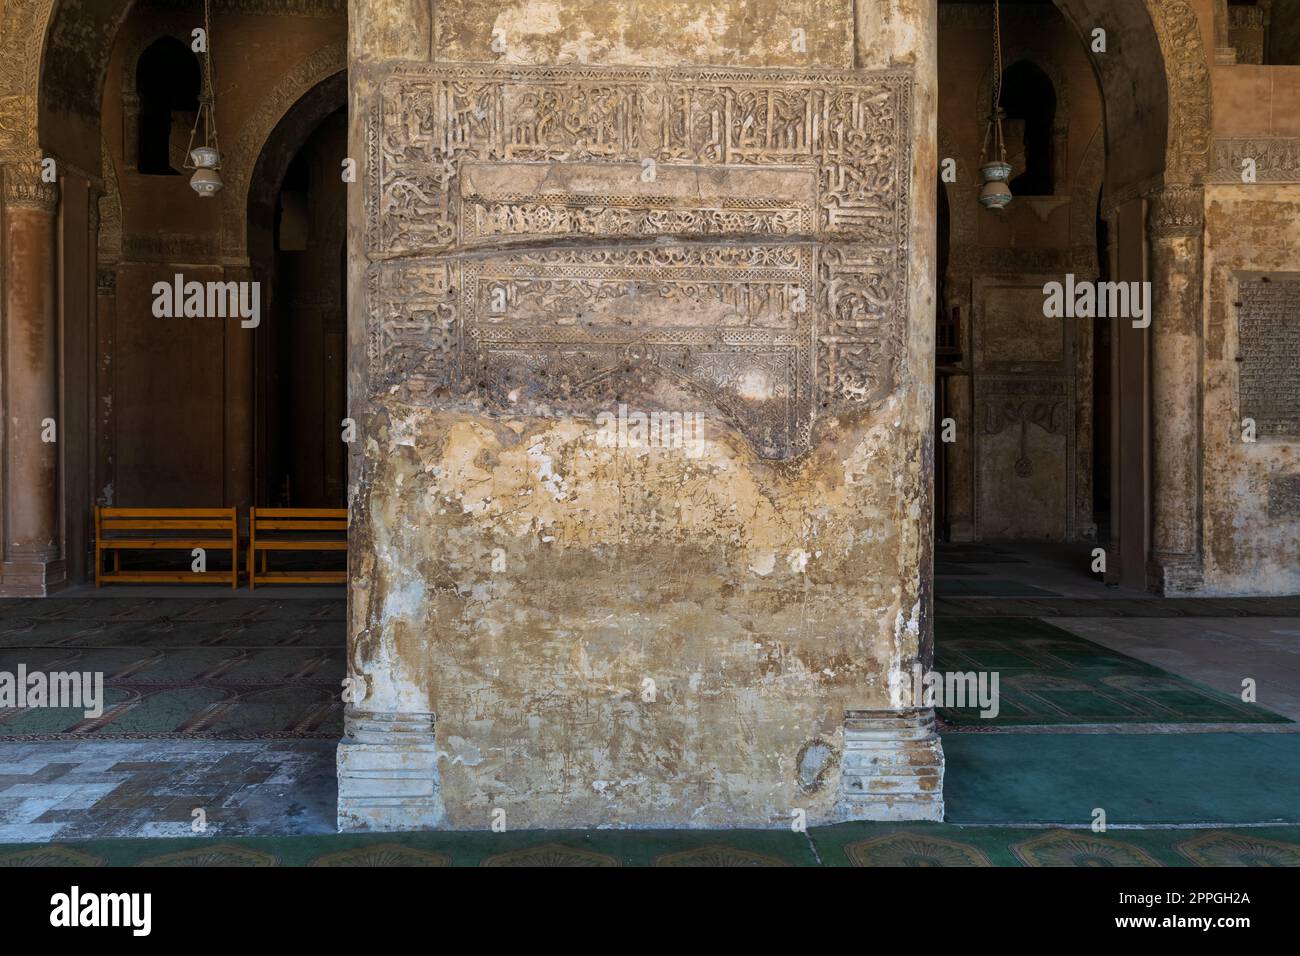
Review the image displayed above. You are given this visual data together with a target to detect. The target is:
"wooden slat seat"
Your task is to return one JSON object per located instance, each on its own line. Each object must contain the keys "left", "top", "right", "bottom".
{"left": 95, "top": 507, "right": 239, "bottom": 587}
{"left": 248, "top": 507, "right": 347, "bottom": 588}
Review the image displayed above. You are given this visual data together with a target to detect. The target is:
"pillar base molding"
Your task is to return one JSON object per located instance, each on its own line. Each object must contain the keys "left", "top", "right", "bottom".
{"left": 836, "top": 708, "right": 944, "bottom": 822}
{"left": 0, "top": 557, "right": 66, "bottom": 597}
{"left": 336, "top": 709, "right": 443, "bottom": 832}
{"left": 1146, "top": 554, "right": 1204, "bottom": 596}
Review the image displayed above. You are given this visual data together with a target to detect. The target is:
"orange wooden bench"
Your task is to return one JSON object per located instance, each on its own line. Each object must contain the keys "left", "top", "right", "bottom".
{"left": 248, "top": 507, "right": 347, "bottom": 588}
{"left": 95, "top": 507, "right": 239, "bottom": 587}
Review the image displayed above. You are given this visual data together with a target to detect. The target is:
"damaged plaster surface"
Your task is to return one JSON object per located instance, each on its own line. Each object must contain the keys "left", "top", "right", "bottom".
{"left": 1202, "top": 186, "right": 1300, "bottom": 596}
{"left": 341, "top": 0, "right": 940, "bottom": 829}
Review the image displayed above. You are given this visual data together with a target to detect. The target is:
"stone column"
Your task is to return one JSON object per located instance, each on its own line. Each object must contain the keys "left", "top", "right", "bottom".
{"left": 942, "top": 256, "right": 976, "bottom": 543}
{"left": 1, "top": 162, "right": 63, "bottom": 596}
{"left": 121, "top": 91, "right": 141, "bottom": 171}
{"left": 95, "top": 265, "right": 118, "bottom": 509}
{"left": 222, "top": 263, "right": 255, "bottom": 512}
{"left": 1146, "top": 184, "right": 1204, "bottom": 594}
{"left": 1072, "top": 244, "right": 1098, "bottom": 542}
{"left": 839, "top": 0, "right": 944, "bottom": 822}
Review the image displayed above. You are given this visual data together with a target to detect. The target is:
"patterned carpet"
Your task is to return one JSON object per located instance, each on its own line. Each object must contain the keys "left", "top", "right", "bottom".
{"left": 935, "top": 618, "right": 1291, "bottom": 726}
{"left": 2, "top": 823, "right": 1297, "bottom": 866}
{"left": 937, "top": 596, "right": 1300, "bottom": 618}
{"left": 0, "top": 598, "right": 344, "bottom": 740}
{"left": 2, "top": 596, "right": 1290, "bottom": 739}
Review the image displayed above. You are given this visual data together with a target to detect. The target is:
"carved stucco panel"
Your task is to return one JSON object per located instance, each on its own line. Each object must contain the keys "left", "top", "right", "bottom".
{"left": 364, "top": 63, "right": 913, "bottom": 459}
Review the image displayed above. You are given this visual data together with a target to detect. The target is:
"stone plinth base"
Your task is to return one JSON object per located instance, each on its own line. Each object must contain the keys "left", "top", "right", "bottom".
{"left": 836, "top": 708, "right": 945, "bottom": 821}
{"left": 337, "top": 708, "right": 947, "bottom": 829}
{"left": 1147, "top": 553, "right": 1204, "bottom": 596}
{"left": 337, "top": 710, "right": 443, "bottom": 832}
{"left": 0, "top": 557, "right": 66, "bottom": 597}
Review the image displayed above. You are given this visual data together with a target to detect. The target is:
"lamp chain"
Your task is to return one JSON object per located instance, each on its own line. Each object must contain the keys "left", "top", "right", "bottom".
{"left": 202, "top": 0, "right": 218, "bottom": 157}
{"left": 185, "top": 0, "right": 219, "bottom": 166}
{"left": 991, "top": 0, "right": 1003, "bottom": 112}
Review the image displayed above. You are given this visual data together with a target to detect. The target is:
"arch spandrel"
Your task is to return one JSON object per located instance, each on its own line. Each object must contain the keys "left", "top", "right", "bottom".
{"left": 4, "top": 1, "right": 1212, "bottom": 190}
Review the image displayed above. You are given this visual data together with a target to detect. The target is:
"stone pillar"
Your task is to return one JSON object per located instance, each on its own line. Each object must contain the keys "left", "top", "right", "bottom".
{"left": 223, "top": 264, "right": 255, "bottom": 511}
{"left": 121, "top": 91, "right": 140, "bottom": 171}
{"left": 1146, "top": 184, "right": 1204, "bottom": 594}
{"left": 95, "top": 265, "right": 117, "bottom": 508}
{"left": 341, "top": 0, "right": 941, "bottom": 830}
{"left": 0, "top": 162, "right": 64, "bottom": 596}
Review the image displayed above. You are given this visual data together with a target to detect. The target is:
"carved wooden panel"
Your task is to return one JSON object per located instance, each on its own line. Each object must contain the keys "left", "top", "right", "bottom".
{"left": 364, "top": 64, "right": 912, "bottom": 458}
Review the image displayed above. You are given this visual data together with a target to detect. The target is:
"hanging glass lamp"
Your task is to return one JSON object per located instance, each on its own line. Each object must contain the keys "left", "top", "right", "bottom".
{"left": 978, "top": 0, "right": 1012, "bottom": 210}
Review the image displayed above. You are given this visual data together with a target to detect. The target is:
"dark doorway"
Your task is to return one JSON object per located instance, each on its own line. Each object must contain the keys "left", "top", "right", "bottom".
{"left": 261, "top": 108, "right": 348, "bottom": 508}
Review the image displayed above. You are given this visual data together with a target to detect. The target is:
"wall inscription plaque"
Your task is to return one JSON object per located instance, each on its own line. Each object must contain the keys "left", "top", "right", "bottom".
{"left": 364, "top": 64, "right": 913, "bottom": 458}
{"left": 1239, "top": 276, "right": 1300, "bottom": 438}
{"left": 1268, "top": 474, "right": 1300, "bottom": 519}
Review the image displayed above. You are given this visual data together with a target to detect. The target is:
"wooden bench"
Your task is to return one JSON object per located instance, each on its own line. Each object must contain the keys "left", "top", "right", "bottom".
{"left": 248, "top": 507, "right": 347, "bottom": 588}
{"left": 95, "top": 507, "right": 239, "bottom": 587}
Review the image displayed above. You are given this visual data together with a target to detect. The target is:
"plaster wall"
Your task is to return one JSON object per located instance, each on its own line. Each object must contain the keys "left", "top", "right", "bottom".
{"left": 1201, "top": 185, "right": 1300, "bottom": 595}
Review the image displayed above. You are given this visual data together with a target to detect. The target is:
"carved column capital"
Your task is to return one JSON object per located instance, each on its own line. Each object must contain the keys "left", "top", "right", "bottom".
{"left": 3, "top": 163, "right": 60, "bottom": 212}
{"left": 1147, "top": 184, "right": 1204, "bottom": 239}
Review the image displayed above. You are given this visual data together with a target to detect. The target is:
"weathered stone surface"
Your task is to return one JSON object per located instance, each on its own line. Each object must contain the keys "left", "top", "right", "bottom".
{"left": 342, "top": 0, "right": 939, "bottom": 829}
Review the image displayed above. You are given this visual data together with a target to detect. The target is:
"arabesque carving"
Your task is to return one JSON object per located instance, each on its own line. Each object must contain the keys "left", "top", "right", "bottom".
{"left": 365, "top": 64, "right": 913, "bottom": 459}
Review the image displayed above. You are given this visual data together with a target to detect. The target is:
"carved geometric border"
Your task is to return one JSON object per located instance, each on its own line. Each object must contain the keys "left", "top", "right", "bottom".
{"left": 1209, "top": 138, "right": 1300, "bottom": 184}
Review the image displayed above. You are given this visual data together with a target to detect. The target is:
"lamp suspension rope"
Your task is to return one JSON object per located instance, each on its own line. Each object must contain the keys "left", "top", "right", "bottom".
{"left": 202, "top": 0, "right": 219, "bottom": 159}
{"left": 186, "top": 0, "right": 224, "bottom": 196}
{"left": 991, "top": 0, "right": 1003, "bottom": 118}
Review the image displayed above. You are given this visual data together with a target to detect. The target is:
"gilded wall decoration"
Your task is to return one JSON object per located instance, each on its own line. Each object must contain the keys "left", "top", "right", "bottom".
{"left": 364, "top": 64, "right": 912, "bottom": 459}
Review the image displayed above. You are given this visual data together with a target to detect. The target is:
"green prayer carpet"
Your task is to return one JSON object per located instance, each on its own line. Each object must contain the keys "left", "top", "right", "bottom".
{"left": 934, "top": 617, "right": 1290, "bottom": 725}
{"left": 3, "top": 823, "right": 1298, "bottom": 866}
{"left": 942, "top": 732, "right": 1300, "bottom": 825}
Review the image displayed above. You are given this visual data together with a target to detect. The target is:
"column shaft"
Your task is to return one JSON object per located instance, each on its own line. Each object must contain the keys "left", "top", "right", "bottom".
{"left": 1, "top": 163, "right": 63, "bottom": 595}
{"left": 1146, "top": 184, "right": 1204, "bottom": 594}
